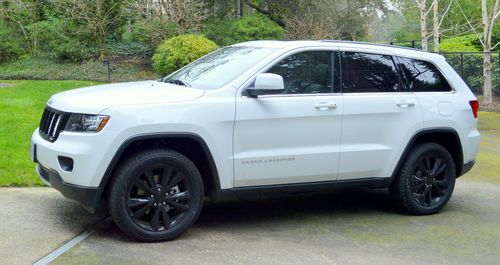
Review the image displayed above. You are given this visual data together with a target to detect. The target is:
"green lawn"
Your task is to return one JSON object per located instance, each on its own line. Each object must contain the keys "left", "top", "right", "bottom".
{"left": 468, "top": 111, "right": 500, "bottom": 184}
{"left": 0, "top": 80, "right": 499, "bottom": 186}
{"left": 0, "top": 80, "right": 100, "bottom": 186}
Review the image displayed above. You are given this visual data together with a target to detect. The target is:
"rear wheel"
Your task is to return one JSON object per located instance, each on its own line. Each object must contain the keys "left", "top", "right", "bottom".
{"left": 390, "top": 143, "right": 456, "bottom": 215}
{"left": 109, "top": 149, "right": 204, "bottom": 242}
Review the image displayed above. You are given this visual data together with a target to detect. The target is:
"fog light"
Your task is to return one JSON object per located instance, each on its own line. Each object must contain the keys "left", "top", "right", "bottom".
{"left": 58, "top": 156, "right": 74, "bottom": 172}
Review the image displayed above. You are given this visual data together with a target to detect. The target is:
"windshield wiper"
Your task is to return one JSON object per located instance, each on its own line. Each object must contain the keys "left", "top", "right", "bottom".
{"left": 163, "top": 78, "right": 190, "bottom": 87}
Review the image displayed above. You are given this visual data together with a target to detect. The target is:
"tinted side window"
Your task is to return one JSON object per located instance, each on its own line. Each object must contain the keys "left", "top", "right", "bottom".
{"left": 342, "top": 52, "right": 400, "bottom": 93}
{"left": 398, "top": 57, "right": 451, "bottom": 92}
{"left": 266, "top": 51, "right": 333, "bottom": 94}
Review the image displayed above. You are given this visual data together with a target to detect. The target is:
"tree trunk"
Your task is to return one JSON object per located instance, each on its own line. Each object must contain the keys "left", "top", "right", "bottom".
{"left": 433, "top": 0, "right": 439, "bottom": 52}
{"left": 483, "top": 50, "right": 493, "bottom": 105}
{"left": 481, "top": 0, "right": 496, "bottom": 105}
{"left": 418, "top": 0, "right": 428, "bottom": 51}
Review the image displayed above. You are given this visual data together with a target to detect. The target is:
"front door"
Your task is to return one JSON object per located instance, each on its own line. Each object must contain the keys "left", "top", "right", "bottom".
{"left": 233, "top": 50, "right": 343, "bottom": 187}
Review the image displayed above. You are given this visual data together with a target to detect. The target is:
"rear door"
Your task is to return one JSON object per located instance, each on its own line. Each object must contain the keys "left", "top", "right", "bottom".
{"left": 338, "top": 50, "right": 424, "bottom": 180}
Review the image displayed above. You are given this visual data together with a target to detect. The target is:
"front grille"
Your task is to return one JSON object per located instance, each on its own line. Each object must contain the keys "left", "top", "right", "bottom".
{"left": 39, "top": 107, "right": 69, "bottom": 142}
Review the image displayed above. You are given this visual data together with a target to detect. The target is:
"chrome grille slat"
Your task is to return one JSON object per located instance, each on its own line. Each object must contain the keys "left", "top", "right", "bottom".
{"left": 51, "top": 114, "right": 62, "bottom": 138}
{"left": 38, "top": 107, "right": 68, "bottom": 142}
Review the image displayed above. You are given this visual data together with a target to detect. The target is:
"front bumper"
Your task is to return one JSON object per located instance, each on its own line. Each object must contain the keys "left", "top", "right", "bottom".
{"left": 36, "top": 164, "right": 101, "bottom": 211}
{"left": 30, "top": 127, "right": 116, "bottom": 211}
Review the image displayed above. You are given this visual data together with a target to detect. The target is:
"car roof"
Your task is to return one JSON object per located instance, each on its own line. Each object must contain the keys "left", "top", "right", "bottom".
{"left": 233, "top": 40, "right": 445, "bottom": 61}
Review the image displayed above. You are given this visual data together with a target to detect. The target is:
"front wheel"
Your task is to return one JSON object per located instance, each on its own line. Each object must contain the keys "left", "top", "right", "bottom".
{"left": 390, "top": 143, "right": 456, "bottom": 215}
{"left": 109, "top": 149, "right": 204, "bottom": 242}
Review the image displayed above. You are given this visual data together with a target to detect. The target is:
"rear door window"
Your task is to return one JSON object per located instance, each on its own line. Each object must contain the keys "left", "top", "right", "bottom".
{"left": 341, "top": 52, "right": 400, "bottom": 93}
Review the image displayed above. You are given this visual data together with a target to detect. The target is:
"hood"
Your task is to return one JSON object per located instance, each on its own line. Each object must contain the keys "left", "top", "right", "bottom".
{"left": 47, "top": 81, "right": 205, "bottom": 113}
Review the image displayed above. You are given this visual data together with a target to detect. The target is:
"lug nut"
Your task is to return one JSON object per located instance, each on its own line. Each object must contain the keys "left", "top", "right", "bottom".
{"left": 157, "top": 187, "right": 161, "bottom": 192}
{"left": 150, "top": 194, "right": 154, "bottom": 198}
{"left": 153, "top": 203, "right": 157, "bottom": 207}
{"left": 163, "top": 202, "right": 166, "bottom": 205}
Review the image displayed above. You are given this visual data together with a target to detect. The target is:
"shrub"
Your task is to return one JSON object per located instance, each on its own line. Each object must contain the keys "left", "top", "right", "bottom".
{"left": 152, "top": 34, "right": 218, "bottom": 75}
{"left": 0, "top": 23, "right": 24, "bottom": 63}
{"left": 440, "top": 35, "right": 482, "bottom": 52}
{"left": 29, "top": 19, "right": 98, "bottom": 62}
{"left": 205, "top": 14, "right": 285, "bottom": 46}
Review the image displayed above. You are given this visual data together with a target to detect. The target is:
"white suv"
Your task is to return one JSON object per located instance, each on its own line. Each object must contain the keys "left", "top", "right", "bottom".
{"left": 30, "top": 41, "right": 480, "bottom": 241}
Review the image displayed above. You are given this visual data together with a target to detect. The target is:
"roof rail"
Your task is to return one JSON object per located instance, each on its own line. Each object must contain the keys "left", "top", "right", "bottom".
{"left": 319, "top": 40, "right": 431, "bottom": 53}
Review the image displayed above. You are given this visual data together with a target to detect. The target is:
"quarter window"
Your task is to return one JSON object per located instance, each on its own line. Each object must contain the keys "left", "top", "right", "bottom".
{"left": 266, "top": 51, "right": 334, "bottom": 94}
{"left": 398, "top": 57, "right": 451, "bottom": 92}
{"left": 342, "top": 52, "right": 400, "bottom": 93}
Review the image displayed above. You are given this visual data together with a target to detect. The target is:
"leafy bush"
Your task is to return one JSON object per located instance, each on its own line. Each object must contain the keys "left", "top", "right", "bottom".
{"left": 152, "top": 34, "right": 218, "bottom": 75}
{"left": 29, "top": 19, "right": 98, "bottom": 62}
{"left": 440, "top": 35, "right": 482, "bottom": 52}
{"left": 0, "top": 23, "right": 24, "bottom": 63}
{"left": 205, "top": 14, "right": 285, "bottom": 46}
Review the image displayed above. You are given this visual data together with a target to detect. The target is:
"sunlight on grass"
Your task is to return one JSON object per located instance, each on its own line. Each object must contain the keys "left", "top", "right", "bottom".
{"left": 467, "top": 111, "right": 500, "bottom": 185}
{"left": 0, "top": 80, "right": 100, "bottom": 186}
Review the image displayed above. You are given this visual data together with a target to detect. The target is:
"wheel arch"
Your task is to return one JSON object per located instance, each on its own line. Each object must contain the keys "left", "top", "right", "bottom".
{"left": 96, "top": 133, "right": 221, "bottom": 204}
{"left": 390, "top": 128, "right": 464, "bottom": 182}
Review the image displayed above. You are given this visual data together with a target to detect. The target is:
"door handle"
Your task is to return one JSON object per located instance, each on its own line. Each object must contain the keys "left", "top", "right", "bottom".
{"left": 314, "top": 102, "right": 337, "bottom": 110}
{"left": 396, "top": 100, "right": 415, "bottom": 107}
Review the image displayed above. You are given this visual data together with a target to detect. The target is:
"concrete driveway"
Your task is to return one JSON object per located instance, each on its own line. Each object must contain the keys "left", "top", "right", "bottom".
{"left": 2, "top": 178, "right": 498, "bottom": 265}
{"left": 0, "top": 188, "right": 105, "bottom": 264}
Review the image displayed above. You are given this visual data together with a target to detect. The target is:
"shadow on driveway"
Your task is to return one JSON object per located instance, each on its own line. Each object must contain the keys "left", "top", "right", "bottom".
{"left": 54, "top": 182, "right": 500, "bottom": 265}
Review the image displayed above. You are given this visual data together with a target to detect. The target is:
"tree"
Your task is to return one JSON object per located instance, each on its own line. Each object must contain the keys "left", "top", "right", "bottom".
{"left": 159, "top": 0, "right": 208, "bottom": 33}
{"left": 432, "top": 0, "right": 454, "bottom": 52}
{"left": 242, "top": 0, "right": 389, "bottom": 40}
{"left": 480, "top": 0, "right": 500, "bottom": 104}
{"left": 0, "top": 0, "right": 38, "bottom": 55}
{"left": 413, "top": 0, "right": 434, "bottom": 51}
{"left": 458, "top": 0, "right": 499, "bottom": 105}
{"left": 56, "top": 0, "right": 133, "bottom": 60}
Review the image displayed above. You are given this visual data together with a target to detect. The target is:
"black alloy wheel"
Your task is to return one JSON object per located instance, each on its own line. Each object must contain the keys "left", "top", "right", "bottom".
{"left": 390, "top": 143, "right": 456, "bottom": 215}
{"left": 127, "top": 164, "right": 192, "bottom": 232}
{"left": 409, "top": 155, "right": 450, "bottom": 207}
{"left": 110, "top": 149, "right": 204, "bottom": 242}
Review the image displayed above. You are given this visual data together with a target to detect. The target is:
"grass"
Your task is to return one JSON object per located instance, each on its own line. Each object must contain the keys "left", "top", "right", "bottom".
{"left": 0, "top": 80, "right": 100, "bottom": 186}
{"left": 469, "top": 111, "right": 500, "bottom": 185}
{"left": 0, "top": 79, "right": 499, "bottom": 186}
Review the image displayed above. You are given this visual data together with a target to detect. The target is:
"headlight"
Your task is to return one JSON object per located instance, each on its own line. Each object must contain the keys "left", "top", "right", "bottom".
{"left": 64, "top": 114, "right": 110, "bottom": 133}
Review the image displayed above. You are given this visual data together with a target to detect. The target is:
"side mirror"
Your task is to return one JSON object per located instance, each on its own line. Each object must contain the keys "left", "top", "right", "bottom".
{"left": 246, "top": 73, "right": 284, "bottom": 98}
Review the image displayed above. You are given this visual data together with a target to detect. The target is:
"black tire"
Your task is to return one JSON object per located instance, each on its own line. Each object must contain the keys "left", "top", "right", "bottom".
{"left": 390, "top": 143, "right": 456, "bottom": 215}
{"left": 109, "top": 149, "right": 204, "bottom": 242}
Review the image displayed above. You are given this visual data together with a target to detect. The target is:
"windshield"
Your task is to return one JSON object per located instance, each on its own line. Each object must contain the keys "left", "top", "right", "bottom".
{"left": 163, "top": 46, "right": 277, "bottom": 90}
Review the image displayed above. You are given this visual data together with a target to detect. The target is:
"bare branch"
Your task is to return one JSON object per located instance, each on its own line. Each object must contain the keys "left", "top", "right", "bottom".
{"left": 439, "top": 0, "right": 454, "bottom": 27}
{"left": 457, "top": 0, "right": 485, "bottom": 47}
{"left": 492, "top": 41, "right": 500, "bottom": 50}
{"left": 493, "top": 8, "right": 500, "bottom": 22}
{"left": 425, "top": 0, "right": 434, "bottom": 17}
{"left": 242, "top": 0, "right": 285, "bottom": 27}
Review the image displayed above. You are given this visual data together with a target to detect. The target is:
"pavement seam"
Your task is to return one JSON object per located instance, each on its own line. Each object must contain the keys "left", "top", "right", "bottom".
{"left": 32, "top": 216, "right": 110, "bottom": 265}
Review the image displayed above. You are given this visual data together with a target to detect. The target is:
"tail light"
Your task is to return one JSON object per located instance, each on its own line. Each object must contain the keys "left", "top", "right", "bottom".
{"left": 469, "top": 100, "right": 479, "bottom": 119}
